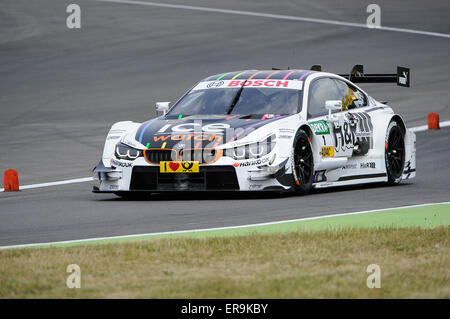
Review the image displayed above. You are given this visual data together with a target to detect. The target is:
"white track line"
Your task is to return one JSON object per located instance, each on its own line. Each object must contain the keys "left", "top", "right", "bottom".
{"left": 1, "top": 201, "right": 448, "bottom": 250}
{"left": 410, "top": 120, "right": 450, "bottom": 132}
{"left": 0, "top": 177, "right": 93, "bottom": 193}
{"left": 0, "top": 121, "right": 449, "bottom": 193}
{"left": 93, "top": 0, "right": 450, "bottom": 39}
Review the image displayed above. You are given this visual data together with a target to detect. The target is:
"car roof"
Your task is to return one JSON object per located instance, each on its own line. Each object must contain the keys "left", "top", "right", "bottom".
{"left": 203, "top": 69, "right": 319, "bottom": 82}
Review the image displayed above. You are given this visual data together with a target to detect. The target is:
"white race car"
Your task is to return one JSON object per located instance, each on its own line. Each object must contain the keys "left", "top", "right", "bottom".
{"left": 93, "top": 65, "right": 415, "bottom": 196}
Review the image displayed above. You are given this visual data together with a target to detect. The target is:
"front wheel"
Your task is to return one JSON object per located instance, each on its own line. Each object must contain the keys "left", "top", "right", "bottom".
{"left": 385, "top": 121, "right": 405, "bottom": 185}
{"left": 292, "top": 130, "right": 314, "bottom": 195}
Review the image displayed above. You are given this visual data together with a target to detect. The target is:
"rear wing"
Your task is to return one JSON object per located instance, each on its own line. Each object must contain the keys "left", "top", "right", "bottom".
{"left": 310, "top": 64, "right": 410, "bottom": 87}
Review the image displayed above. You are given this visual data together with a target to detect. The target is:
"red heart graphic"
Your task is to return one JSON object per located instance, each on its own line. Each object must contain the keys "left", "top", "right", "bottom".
{"left": 169, "top": 162, "right": 180, "bottom": 171}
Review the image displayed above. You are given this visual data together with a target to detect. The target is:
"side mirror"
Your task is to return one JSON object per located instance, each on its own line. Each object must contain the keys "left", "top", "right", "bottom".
{"left": 156, "top": 102, "right": 170, "bottom": 115}
{"left": 325, "top": 100, "right": 342, "bottom": 111}
{"left": 325, "top": 100, "right": 342, "bottom": 119}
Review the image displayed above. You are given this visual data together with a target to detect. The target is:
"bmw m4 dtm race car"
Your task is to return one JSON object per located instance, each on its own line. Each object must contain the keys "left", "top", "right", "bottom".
{"left": 93, "top": 65, "right": 415, "bottom": 196}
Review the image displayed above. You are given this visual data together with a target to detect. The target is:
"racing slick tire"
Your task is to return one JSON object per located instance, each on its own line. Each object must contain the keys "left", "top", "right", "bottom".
{"left": 385, "top": 121, "right": 405, "bottom": 185}
{"left": 292, "top": 130, "right": 314, "bottom": 195}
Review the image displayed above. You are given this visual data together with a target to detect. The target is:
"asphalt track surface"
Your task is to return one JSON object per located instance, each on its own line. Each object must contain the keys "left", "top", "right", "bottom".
{"left": 0, "top": 0, "right": 449, "bottom": 246}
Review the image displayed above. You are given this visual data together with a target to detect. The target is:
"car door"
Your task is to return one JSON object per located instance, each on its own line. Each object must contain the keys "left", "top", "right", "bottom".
{"left": 307, "top": 77, "right": 354, "bottom": 158}
{"left": 332, "top": 78, "right": 374, "bottom": 157}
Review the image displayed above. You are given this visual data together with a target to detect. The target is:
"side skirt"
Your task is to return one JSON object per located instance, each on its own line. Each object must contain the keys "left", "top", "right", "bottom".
{"left": 313, "top": 174, "right": 387, "bottom": 188}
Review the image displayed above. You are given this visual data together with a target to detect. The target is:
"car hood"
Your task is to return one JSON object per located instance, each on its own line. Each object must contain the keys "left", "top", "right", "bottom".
{"left": 135, "top": 114, "right": 286, "bottom": 149}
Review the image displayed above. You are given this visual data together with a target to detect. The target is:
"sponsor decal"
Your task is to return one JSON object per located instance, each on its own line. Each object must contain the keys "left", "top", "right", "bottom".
{"left": 398, "top": 73, "right": 407, "bottom": 85}
{"left": 360, "top": 162, "right": 376, "bottom": 169}
{"left": 313, "top": 170, "right": 327, "bottom": 182}
{"left": 234, "top": 157, "right": 270, "bottom": 167}
{"left": 206, "top": 80, "right": 224, "bottom": 88}
{"left": 109, "top": 185, "right": 119, "bottom": 190}
{"left": 333, "top": 112, "right": 373, "bottom": 154}
{"left": 249, "top": 184, "right": 263, "bottom": 190}
{"left": 403, "top": 161, "right": 415, "bottom": 178}
{"left": 111, "top": 158, "right": 132, "bottom": 168}
{"left": 229, "top": 80, "right": 291, "bottom": 88}
{"left": 309, "top": 120, "right": 330, "bottom": 135}
{"left": 157, "top": 123, "right": 230, "bottom": 133}
{"left": 321, "top": 146, "right": 335, "bottom": 158}
{"left": 279, "top": 128, "right": 295, "bottom": 133}
{"left": 193, "top": 80, "right": 303, "bottom": 91}
{"left": 355, "top": 131, "right": 372, "bottom": 138}
{"left": 153, "top": 133, "right": 223, "bottom": 143}
{"left": 160, "top": 161, "right": 199, "bottom": 173}
{"left": 343, "top": 163, "right": 358, "bottom": 170}
{"left": 279, "top": 135, "right": 293, "bottom": 139}
{"left": 106, "top": 135, "right": 120, "bottom": 140}
{"left": 397, "top": 67, "right": 410, "bottom": 87}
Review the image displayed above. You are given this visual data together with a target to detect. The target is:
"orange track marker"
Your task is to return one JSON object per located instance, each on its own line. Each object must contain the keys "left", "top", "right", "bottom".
{"left": 4, "top": 169, "right": 19, "bottom": 191}
{"left": 428, "top": 113, "right": 440, "bottom": 130}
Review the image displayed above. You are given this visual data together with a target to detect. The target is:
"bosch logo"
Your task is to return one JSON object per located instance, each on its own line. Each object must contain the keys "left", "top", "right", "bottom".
{"left": 207, "top": 81, "right": 224, "bottom": 88}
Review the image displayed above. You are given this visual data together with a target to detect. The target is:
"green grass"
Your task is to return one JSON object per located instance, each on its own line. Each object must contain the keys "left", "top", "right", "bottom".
{"left": 0, "top": 227, "right": 448, "bottom": 298}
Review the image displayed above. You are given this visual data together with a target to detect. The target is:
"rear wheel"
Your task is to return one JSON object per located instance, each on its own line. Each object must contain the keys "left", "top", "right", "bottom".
{"left": 292, "top": 130, "right": 314, "bottom": 195}
{"left": 385, "top": 121, "right": 405, "bottom": 184}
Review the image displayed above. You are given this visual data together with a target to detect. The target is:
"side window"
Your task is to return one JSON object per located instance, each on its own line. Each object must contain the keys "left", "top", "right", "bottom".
{"left": 334, "top": 79, "right": 368, "bottom": 110}
{"left": 307, "top": 78, "right": 342, "bottom": 118}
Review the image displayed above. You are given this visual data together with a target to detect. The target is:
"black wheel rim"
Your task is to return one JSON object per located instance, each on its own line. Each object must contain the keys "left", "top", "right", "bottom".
{"left": 387, "top": 127, "right": 405, "bottom": 178}
{"left": 294, "top": 136, "right": 313, "bottom": 184}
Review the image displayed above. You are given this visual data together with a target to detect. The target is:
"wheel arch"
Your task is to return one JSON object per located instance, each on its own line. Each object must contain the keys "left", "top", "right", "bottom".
{"left": 391, "top": 115, "right": 406, "bottom": 136}
{"left": 292, "top": 124, "right": 313, "bottom": 149}
{"left": 297, "top": 123, "right": 320, "bottom": 156}
{"left": 370, "top": 112, "right": 407, "bottom": 159}
{"left": 299, "top": 124, "right": 313, "bottom": 139}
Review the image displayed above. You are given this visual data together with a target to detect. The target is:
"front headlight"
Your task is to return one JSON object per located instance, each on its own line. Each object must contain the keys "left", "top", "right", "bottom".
{"left": 224, "top": 134, "right": 276, "bottom": 160}
{"left": 115, "top": 143, "right": 142, "bottom": 161}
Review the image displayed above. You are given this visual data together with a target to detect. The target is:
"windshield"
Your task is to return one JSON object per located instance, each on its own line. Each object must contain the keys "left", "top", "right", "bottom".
{"left": 167, "top": 81, "right": 302, "bottom": 118}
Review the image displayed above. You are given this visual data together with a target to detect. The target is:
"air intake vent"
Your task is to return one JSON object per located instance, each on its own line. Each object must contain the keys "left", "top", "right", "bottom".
{"left": 144, "top": 149, "right": 176, "bottom": 164}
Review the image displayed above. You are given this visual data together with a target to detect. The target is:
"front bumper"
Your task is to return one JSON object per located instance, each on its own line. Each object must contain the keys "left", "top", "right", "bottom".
{"left": 129, "top": 165, "right": 239, "bottom": 191}
{"left": 93, "top": 157, "right": 292, "bottom": 193}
